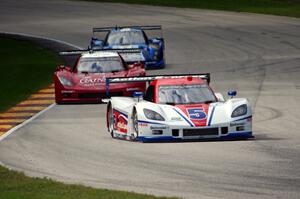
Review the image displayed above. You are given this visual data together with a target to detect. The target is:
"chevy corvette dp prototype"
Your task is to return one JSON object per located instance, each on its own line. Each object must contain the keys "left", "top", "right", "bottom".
{"left": 90, "top": 25, "right": 165, "bottom": 69}
{"left": 105, "top": 74, "right": 253, "bottom": 142}
{"left": 54, "top": 50, "right": 146, "bottom": 104}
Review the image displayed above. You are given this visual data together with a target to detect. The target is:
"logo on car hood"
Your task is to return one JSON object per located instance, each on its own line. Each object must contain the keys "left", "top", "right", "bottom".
{"left": 79, "top": 76, "right": 106, "bottom": 86}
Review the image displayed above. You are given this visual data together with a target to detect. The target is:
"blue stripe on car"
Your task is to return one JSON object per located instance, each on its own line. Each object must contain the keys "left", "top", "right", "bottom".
{"left": 173, "top": 108, "right": 194, "bottom": 127}
{"left": 138, "top": 136, "right": 180, "bottom": 142}
{"left": 137, "top": 120, "right": 165, "bottom": 125}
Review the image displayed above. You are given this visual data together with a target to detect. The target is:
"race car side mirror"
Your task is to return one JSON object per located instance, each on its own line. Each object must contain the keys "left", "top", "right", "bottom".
{"left": 227, "top": 90, "right": 237, "bottom": 98}
{"left": 91, "top": 38, "right": 104, "bottom": 48}
{"left": 133, "top": 91, "right": 143, "bottom": 102}
{"left": 57, "top": 65, "right": 65, "bottom": 70}
{"left": 57, "top": 65, "right": 71, "bottom": 71}
{"left": 215, "top": 93, "right": 225, "bottom": 102}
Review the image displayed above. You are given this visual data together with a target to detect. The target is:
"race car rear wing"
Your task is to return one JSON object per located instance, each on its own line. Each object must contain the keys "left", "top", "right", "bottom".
{"left": 93, "top": 25, "right": 162, "bottom": 33}
{"left": 59, "top": 48, "right": 141, "bottom": 55}
{"left": 59, "top": 48, "right": 145, "bottom": 63}
{"left": 105, "top": 73, "right": 211, "bottom": 96}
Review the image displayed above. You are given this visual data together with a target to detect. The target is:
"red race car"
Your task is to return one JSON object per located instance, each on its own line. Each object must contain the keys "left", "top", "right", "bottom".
{"left": 54, "top": 50, "right": 146, "bottom": 104}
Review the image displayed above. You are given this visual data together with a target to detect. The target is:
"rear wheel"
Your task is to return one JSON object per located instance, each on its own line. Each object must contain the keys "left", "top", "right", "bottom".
{"left": 131, "top": 109, "right": 139, "bottom": 140}
{"left": 107, "top": 104, "right": 115, "bottom": 138}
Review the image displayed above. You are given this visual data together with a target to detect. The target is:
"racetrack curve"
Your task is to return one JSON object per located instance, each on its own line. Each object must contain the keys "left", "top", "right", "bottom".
{"left": 1, "top": 0, "right": 300, "bottom": 198}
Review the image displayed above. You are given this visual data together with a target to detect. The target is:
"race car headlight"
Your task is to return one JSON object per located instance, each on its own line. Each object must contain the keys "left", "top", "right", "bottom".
{"left": 58, "top": 76, "right": 73, "bottom": 87}
{"left": 231, "top": 104, "right": 247, "bottom": 118}
{"left": 143, "top": 108, "right": 165, "bottom": 121}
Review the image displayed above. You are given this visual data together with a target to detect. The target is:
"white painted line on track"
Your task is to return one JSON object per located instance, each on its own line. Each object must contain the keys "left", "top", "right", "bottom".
{"left": 0, "top": 104, "right": 56, "bottom": 142}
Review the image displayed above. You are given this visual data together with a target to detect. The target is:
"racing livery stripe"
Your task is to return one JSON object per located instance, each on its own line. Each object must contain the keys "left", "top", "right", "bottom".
{"left": 173, "top": 108, "right": 194, "bottom": 127}
{"left": 207, "top": 106, "right": 216, "bottom": 126}
{"left": 138, "top": 120, "right": 165, "bottom": 125}
{"left": 112, "top": 108, "right": 128, "bottom": 117}
{"left": 0, "top": 84, "right": 54, "bottom": 137}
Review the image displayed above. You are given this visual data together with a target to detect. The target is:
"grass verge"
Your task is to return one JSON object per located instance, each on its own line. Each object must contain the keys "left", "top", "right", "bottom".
{"left": 80, "top": 0, "right": 300, "bottom": 18}
{"left": 0, "top": 165, "right": 178, "bottom": 199}
{"left": 0, "top": 37, "right": 60, "bottom": 112}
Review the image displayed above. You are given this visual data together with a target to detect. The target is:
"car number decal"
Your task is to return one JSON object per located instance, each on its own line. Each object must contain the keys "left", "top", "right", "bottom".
{"left": 187, "top": 108, "right": 207, "bottom": 120}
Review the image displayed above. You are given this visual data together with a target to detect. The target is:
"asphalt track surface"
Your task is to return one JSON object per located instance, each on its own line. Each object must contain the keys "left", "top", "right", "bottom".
{"left": 1, "top": 0, "right": 300, "bottom": 198}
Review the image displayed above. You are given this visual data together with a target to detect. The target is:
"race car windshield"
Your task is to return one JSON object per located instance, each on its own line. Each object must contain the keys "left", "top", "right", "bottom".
{"left": 158, "top": 84, "right": 217, "bottom": 104}
{"left": 107, "top": 31, "right": 146, "bottom": 45}
{"left": 77, "top": 57, "right": 124, "bottom": 73}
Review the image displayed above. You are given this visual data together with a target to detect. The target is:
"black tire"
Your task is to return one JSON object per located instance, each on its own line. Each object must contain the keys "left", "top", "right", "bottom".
{"left": 131, "top": 109, "right": 139, "bottom": 140}
{"left": 107, "top": 104, "right": 115, "bottom": 138}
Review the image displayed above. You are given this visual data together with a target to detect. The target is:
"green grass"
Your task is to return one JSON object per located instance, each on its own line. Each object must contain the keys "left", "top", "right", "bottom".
{"left": 0, "top": 37, "right": 60, "bottom": 112}
{"left": 0, "top": 165, "right": 178, "bottom": 199}
{"left": 81, "top": 0, "right": 300, "bottom": 18}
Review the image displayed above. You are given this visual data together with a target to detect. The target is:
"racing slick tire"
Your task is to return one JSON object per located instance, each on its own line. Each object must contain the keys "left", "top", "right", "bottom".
{"left": 107, "top": 103, "right": 115, "bottom": 138}
{"left": 131, "top": 108, "right": 139, "bottom": 141}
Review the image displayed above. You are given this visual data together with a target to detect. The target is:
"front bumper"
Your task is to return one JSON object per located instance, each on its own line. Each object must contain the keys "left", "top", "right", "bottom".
{"left": 136, "top": 117, "right": 253, "bottom": 142}
{"left": 138, "top": 131, "right": 253, "bottom": 142}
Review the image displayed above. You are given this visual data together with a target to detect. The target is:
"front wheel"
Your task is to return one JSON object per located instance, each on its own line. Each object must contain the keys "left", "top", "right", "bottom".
{"left": 131, "top": 109, "right": 139, "bottom": 140}
{"left": 107, "top": 104, "right": 115, "bottom": 138}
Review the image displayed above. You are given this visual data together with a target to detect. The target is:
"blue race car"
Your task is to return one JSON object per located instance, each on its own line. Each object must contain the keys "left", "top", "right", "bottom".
{"left": 90, "top": 25, "right": 165, "bottom": 69}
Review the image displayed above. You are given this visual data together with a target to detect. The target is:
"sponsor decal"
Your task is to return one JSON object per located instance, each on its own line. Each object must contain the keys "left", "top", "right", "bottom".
{"left": 117, "top": 114, "right": 128, "bottom": 131}
{"left": 187, "top": 108, "right": 207, "bottom": 120}
{"left": 126, "top": 87, "right": 140, "bottom": 91}
{"left": 139, "top": 122, "right": 148, "bottom": 126}
{"left": 113, "top": 109, "right": 128, "bottom": 133}
{"left": 230, "top": 121, "right": 246, "bottom": 127}
{"left": 150, "top": 125, "right": 168, "bottom": 130}
{"left": 117, "top": 122, "right": 127, "bottom": 130}
{"left": 61, "top": 90, "right": 74, "bottom": 93}
{"left": 171, "top": 117, "right": 182, "bottom": 121}
{"left": 139, "top": 123, "right": 148, "bottom": 127}
{"left": 80, "top": 77, "right": 106, "bottom": 86}
{"left": 109, "top": 75, "right": 207, "bottom": 83}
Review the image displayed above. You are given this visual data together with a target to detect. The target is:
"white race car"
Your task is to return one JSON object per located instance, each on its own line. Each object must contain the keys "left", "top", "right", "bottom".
{"left": 104, "top": 74, "right": 253, "bottom": 142}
